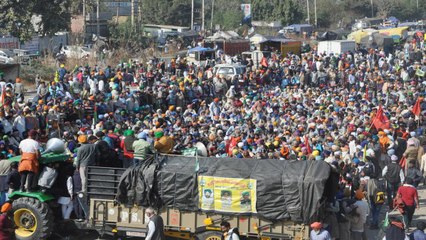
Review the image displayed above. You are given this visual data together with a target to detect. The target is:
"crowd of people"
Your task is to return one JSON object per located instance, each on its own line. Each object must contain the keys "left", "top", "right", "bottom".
{"left": 0, "top": 31, "right": 425, "bottom": 240}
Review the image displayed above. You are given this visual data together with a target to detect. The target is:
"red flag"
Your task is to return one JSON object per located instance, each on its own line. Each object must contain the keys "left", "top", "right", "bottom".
{"left": 372, "top": 105, "right": 390, "bottom": 130}
{"left": 412, "top": 98, "right": 421, "bottom": 116}
{"left": 399, "top": 156, "right": 406, "bottom": 169}
{"left": 364, "top": 86, "right": 369, "bottom": 101}
{"left": 260, "top": 57, "right": 268, "bottom": 68}
{"left": 304, "top": 135, "right": 312, "bottom": 154}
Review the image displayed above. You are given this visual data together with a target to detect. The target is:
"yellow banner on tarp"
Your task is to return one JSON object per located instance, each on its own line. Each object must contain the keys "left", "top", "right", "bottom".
{"left": 198, "top": 176, "right": 257, "bottom": 213}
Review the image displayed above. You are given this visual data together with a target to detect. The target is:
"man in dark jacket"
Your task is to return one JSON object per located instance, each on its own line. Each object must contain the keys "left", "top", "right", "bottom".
{"left": 76, "top": 135, "right": 98, "bottom": 193}
{"left": 395, "top": 132, "right": 407, "bottom": 160}
{"left": 145, "top": 207, "right": 165, "bottom": 240}
{"left": 382, "top": 155, "right": 405, "bottom": 208}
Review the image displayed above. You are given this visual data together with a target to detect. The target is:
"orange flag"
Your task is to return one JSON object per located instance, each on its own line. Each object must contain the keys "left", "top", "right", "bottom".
{"left": 372, "top": 105, "right": 390, "bottom": 130}
{"left": 412, "top": 98, "right": 421, "bottom": 116}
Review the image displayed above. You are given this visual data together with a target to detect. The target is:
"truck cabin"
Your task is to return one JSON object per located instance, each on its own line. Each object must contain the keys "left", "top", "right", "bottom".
{"left": 186, "top": 47, "right": 215, "bottom": 66}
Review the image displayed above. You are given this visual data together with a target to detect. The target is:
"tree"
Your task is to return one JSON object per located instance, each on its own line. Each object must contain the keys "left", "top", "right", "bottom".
{"left": 0, "top": 0, "right": 71, "bottom": 41}
{"left": 251, "top": 0, "right": 303, "bottom": 26}
{"left": 34, "top": 0, "right": 71, "bottom": 36}
{"left": 213, "top": 0, "right": 244, "bottom": 30}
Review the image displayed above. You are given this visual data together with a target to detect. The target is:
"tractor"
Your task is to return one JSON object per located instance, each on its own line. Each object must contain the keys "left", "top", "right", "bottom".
{"left": 7, "top": 153, "right": 73, "bottom": 240}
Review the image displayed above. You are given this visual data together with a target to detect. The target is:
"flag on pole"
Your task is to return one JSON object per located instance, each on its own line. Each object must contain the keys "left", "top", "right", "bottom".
{"left": 412, "top": 98, "right": 421, "bottom": 117}
{"left": 362, "top": 145, "right": 367, "bottom": 162}
{"left": 94, "top": 105, "right": 98, "bottom": 123}
{"left": 372, "top": 105, "right": 390, "bottom": 130}
{"left": 304, "top": 135, "right": 312, "bottom": 154}
{"left": 0, "top": 86, "right": 5, "bottom": 106}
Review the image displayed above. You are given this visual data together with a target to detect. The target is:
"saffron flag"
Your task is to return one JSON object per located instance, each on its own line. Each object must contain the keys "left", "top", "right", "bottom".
{"left": 372, "top": 105, "right": 390, "bottom": 130}
{"left": 0, "top": 87, "right": 5, "bottom": 106}
{"left": 304, "top": 135, "right": 312, "bottom": 154}
{"left": 412, "top": 98, "right": 421, "bottom": 117}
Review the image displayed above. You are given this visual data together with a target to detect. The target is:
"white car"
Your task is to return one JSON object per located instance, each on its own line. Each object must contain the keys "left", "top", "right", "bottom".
{"left": 0, "top": 50, "right": 15, "bottom": 64}
{"left": 213, "top": 64, "right": 246, "bottom": 80}
{"left": 61, "top": 45, "right": 92, "bottom": 59}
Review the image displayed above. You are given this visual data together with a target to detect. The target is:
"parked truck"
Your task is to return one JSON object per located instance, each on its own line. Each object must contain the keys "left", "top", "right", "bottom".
{"left": 317, "top": 40, "right": 356, "bottom": 55}
{"left": 6, "top": 154, "right": 333, "bottom": 240}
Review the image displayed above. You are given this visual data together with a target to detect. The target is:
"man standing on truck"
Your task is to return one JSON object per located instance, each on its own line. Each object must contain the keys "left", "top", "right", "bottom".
{"left": 133, "top": 131, "right": 154, "bottom": 164}
{"left": 75, "top": 134, "right": 98, "bottom": 193}
{"left": 145, "top": 207, "right": 165, "bottom": 240}
{"left": 220, "top": 221, "right": 240, "bottom": 240}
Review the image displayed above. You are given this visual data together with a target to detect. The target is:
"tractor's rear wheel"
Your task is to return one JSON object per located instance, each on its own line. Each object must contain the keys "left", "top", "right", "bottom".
{"left": 12, "top": 197, "right": 54, "bottom": 240}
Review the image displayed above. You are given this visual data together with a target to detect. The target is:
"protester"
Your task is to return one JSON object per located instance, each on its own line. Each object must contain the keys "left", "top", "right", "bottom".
{"left": 382, "top": 155, "right": 405, "bottom": 208}
{"left": 18, "top": 130, "right": 40, "bottom": 192}
{"left": 383, "top": 217, "right": 409, "bottom": 240}
{"left": 145, "top": 207, "right": 165, "bottom": 240}
{"left": 409, "top": 221, "right": 426, "bottom": 240}
{"left": 75, "top": 135, "right": 97, "bottom": 193}
{"left": 220, "top": 221, "right": 240, "bottom": 240}
{"left": 310, "top": 221, "right": 332, "bottom": 240}
{"left": 349, "top": 190, "right": 369, "bottom": 240}
{"left": 0, "top": 202, "right": 14, "bottom": 240}
{"left": 398, "top": 178, "right": 420, "bottom": 227}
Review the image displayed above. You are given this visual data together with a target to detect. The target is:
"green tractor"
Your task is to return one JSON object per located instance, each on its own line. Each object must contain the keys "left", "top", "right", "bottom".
{"left": 7, "top": 153, "right": 72, "bottom": 240}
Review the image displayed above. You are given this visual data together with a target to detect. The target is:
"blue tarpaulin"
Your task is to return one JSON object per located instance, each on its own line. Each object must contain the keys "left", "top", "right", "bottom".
{"left": 187, "top": 46, "right": 214, "bottom": 53}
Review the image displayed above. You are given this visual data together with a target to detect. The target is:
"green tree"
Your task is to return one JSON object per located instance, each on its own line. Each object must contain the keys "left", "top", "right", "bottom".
{"left": 252, "top": 0, "right": 303, "bottom": 26}
{"left": 213, "top": 0, "right": 244, "bottom": 30}
{"left": 0, "top": 0, "right": 71, "bottom": 41}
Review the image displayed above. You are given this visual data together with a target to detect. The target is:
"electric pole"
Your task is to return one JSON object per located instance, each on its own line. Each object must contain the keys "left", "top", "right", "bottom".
{"left": 131, "top": 0, "right": 135, "bottom": 31}
{"left": 314, "top": 0, "right": 317, "bottom": 27}
{"left": 191, "top": 0, "right": 194, "bottom": 30}
{"left": 306, "top": 0, "right": 310, "bottom": 24}
{"left": 96, "top": 0, "right": 100, "bottom": 37}
{"left": 201, "top": 0, "right": 205, "bottom": 31}
{"left": 211, "top": 0, "right": 214, "bottom": 31}
{"left": 83, "top": 0, "right": 86, "bottom": 42}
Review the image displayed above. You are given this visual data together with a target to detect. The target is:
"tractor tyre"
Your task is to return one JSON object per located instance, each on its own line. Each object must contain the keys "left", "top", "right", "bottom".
{"left": 12, "top": 197, "right": 54, "bottom": 240}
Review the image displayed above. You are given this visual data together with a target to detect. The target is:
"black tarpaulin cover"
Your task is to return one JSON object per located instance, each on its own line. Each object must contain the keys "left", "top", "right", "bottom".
{"left": 156, "top": 155, "right": 331, "bottom": 223}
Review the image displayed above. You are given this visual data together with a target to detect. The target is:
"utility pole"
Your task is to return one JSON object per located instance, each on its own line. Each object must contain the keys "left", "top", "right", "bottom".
{"left": 314, "top": 0, "right": 317, "bottom": 27}
{"left": 370, "top": 0, "right": 374, "bottom": 17}
{"left": 201, "top": 0, "right": 205, "bottom": 31}
{"left": 131, "top": 0, "right": 135, "bottom": 31}
{"left": 306, "top": 0, "right": 310, "bottom": 24}
{"left": 138, "top": 0, "right": 142, "bottom": 32}
{"left": 210, "top": 0, "right": 214, "bottom": 31}
{"left": 96, "top": 0, "right": 100, "bottom": 37}
{"left": 191, "top": 0, "right": 194, "bottom": 30}
{"left": 83, "top": 0, "right": 86, "bottom": 42}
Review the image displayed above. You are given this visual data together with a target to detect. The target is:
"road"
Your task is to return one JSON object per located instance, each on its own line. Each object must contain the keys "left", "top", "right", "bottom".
{"left": 366, "top": 183, "right": 426, "bottom": 240}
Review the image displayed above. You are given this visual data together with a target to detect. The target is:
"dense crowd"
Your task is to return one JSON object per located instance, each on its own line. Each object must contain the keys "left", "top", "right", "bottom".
{"left": 0, "top": 32, "right": 426, "bottom": 240}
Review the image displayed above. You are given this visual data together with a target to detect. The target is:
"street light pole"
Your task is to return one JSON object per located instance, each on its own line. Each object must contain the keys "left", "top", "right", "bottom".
{"left": 371, "top": 0, "right": 374, "bottom": 17}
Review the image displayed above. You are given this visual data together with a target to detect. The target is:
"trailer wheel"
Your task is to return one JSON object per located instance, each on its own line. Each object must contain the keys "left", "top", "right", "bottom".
{"left": 12, "top": 197, "right": 54, "bottom": 240}
{"left": 196, "top": 231, "right": 223, "bottom": 240}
